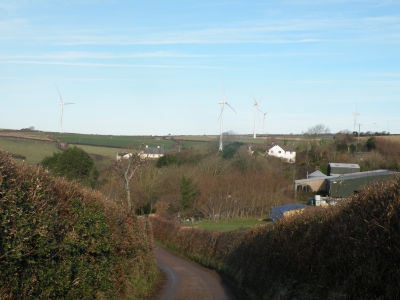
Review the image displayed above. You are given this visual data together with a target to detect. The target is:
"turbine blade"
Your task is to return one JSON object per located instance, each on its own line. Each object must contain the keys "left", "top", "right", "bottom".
{"left": 222, "top": 76, "right": 226, "bottom": 101}
{"left": 225, "top": 102, "right": 237, "bottom": 114}
{"left": 251, "top": 94, "right": 257, "bottom": 105}
{"left": 55, "top": 85, "right": 63, "bottom": 103}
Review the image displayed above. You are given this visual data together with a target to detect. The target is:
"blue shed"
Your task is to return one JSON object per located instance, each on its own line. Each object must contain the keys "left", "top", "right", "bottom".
{"left": 270, "top": 203, "right": 307, "bottom": 222}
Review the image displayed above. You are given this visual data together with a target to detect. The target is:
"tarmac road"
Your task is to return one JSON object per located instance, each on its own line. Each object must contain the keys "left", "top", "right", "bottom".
{"left": 154, "top": 245, "right": 240, "bottom": 300}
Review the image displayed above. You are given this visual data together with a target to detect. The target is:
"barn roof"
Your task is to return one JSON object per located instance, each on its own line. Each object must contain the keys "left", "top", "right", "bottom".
{"left": 270, "top": 203, "right": 307, "bottom": 222}
{"left": 328, "top": 163, "right": 360, "bottom": 169}
{"left": 308, "top": 170, "right": 327, "bottom": 178}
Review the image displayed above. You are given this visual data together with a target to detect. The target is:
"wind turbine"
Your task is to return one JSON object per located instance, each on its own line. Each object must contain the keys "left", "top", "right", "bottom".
{"left": 353, "top": 104, "right": 360, "bottom": 133}
{"left": 259, "top": 109, "right": 270, "bottom": 135}
{"left": 251, "top": 94, "right": 262, "bottom": 139}
{"left": 217, "top": 78, "right": 236, "bottom": 151}
{"left": 373, "top": 121, "right": 378, "bottom": 133}
{"left": 56, "top": 85, "right": 75, "bottom": 133}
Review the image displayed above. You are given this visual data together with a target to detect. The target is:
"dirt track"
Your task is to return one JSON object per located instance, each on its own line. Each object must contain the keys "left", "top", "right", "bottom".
{"left": 154, "top": 245, "right": 240, "bottom": 300}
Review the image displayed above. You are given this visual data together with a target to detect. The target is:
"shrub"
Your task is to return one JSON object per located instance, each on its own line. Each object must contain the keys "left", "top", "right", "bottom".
{"left": 0, "top": 150, "right": 158, "bottom": 299}
{"left": 41, "top": 146, "right": 99, "bottom": 188}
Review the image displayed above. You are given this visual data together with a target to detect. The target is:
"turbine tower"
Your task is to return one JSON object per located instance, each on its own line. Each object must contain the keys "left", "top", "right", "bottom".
{"left": 56, "top": 85, "right": 75, "bottom": 133}
{"left": 217, "top": 78, "right": 236, "bottom": 151}
{"left": 353, "top": 104, "right": 360, "bottom": 132}
{"left": 252, "top": 94, "right": 262, "bottom": 139}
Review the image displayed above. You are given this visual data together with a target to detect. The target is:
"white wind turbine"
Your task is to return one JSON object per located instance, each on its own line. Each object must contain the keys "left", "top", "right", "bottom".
{"left": 259, "top": 109, "right": 270, "bottom": 135}
{"left": 252, "top": 94, "right": 262, "bottom": 139}
{"left": 353, "top": 104, "right": 360, "bottom": 132}
{"left": 56, "top": 85, "right": 75, "bottom": 133}
{"left": 217, "top": 78, "right": 236, "bottom": 151}
{"left": 373, "top": 121, "right": 378, "bottom": 133}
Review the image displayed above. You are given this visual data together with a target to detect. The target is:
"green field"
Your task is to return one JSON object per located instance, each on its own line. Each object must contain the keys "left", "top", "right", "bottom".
{"left": 186, "top": 218, "right": 268, "bottom": 231}
{"left": 0, "top": 129, "right": 53, "bottom": 141}
{"left": 52, "top": 132, "right": 176, "bottom": 149}
{"left": 0, "top": 137, "right": 60, "bottom": 164}
{"left": 0, "top": 137, "right": 119, "bottom": 165}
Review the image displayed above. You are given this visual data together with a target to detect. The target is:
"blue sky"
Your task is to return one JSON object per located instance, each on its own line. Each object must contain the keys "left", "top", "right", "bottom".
{"left": 1, "top": 0, "right": 399, "bottom": 136}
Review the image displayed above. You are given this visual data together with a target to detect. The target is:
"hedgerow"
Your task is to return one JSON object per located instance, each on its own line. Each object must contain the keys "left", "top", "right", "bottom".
{"left": 151, "top": 174, "right": 400, "bottom": 299}
{"left": 0, "top": 150, "right": 157, "bottom": 299}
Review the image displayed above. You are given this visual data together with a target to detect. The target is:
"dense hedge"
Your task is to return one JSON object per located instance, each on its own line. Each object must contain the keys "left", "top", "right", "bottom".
{"left": 151, "top": 174, "right": 400, "bottom": 299}
{"left": 0, "top": 150, "right": 157, "bottom": 299}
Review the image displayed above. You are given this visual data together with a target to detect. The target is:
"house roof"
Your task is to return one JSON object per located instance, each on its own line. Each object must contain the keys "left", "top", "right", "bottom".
{"left": 117, "top": 152, "right": 131, "bottom": 157}
{"left": 142, "top": 147, "right": 164, "bottom": 155}
{"left": 268, "top": 144, "right": 296, "bottom": 152}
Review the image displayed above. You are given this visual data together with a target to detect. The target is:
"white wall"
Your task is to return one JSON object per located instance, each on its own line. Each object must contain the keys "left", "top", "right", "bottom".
{"left": 268, "top": 145, "right": 296, "bottom": 163}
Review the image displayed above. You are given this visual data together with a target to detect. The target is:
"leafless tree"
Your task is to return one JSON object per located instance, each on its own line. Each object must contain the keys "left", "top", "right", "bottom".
{"left": 306, "top": 124, "right": 330, "bottom": 144}
{"left": 113, "top": 146, "right": 147, "bottom": 211}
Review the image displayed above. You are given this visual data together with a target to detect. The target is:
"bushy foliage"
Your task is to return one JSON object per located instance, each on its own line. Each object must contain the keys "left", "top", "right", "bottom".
{"left": 0, "top": 150, "right": 158, "bottom": 299}
{"left": 151, "top": 174, "right": 400, "bottom": 299}
{"left": 222, "top": 142, "right": 244, "bottom": 159}
{"left": 366, "top": 137, "right": 376, "bottom": 150}
{"left": 155, "top": 154, "right": 180, "bottom": 168}
{"left": 101, "top": 149, "right": 293, "bottom": 220}
{"left": 180, "top": 175, "right": 198, "bottom": 210}
{"left": 41, "top": 146, "right": 99, "bottom": 188}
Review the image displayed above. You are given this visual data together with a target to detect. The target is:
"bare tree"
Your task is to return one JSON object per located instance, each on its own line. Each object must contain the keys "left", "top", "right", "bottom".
{"left": 113, "top": 146, "right": 147, "bottom": 211}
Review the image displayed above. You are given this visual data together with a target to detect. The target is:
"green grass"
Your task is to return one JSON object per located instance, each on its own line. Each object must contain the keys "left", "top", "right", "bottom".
{"left": 69, "top": 144, "right": 120, "bottom": 159}
{"left": 0, "top": 130, "right": 53, "bottom": 141}
{"left": 0, "top": 137, "right": 120, "bottom": 165}
{"left": 0, "top": 137, "right": 60, "bottom": 164}
{"left": 52, "top": 133, "right": 176, "bottom": 149}
{"left": 185, "top": 218, "right": 268, "bottom": 231}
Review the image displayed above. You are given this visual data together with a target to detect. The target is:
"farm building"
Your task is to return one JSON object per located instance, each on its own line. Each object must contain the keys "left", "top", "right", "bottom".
{"left": 327, "top": 169, "right": 397, "bottom": 198}
{"left": 294, "top": 177, "right": 328, "bottom": 193}
{"left": 327, "top": 163, "right": 360, "bottom": 176}
{"left": 295, "top": 167, "right": 398, "bottom": 198}
{"left": 270, "top": 203, "right": 307, "bottom": 222}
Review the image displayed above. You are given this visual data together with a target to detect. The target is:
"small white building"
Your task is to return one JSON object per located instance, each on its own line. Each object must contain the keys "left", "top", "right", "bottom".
{"left": 116, "top": 152, "right": 133, "bottom": 160}
{"left": 268, "top": 144, "right": 296, "bottom": 163}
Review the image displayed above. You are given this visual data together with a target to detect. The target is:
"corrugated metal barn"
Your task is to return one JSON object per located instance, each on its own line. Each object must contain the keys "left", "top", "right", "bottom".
{"left": 327, "top": 170, "right": 397, "bottom": 198}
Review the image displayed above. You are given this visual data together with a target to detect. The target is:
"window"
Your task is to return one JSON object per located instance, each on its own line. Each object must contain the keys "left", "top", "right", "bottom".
{"left": 278, "top": 151, "right": 281, "bottom": 153}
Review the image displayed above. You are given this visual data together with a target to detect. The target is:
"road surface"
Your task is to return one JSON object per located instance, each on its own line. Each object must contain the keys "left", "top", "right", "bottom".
{"left": 154, "top": 245, "right": 242, "bottom": 300}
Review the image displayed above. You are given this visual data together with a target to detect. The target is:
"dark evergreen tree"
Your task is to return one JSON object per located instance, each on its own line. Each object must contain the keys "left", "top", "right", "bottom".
{"left": 41, "top": 146, "right": 99, "bottom": 188}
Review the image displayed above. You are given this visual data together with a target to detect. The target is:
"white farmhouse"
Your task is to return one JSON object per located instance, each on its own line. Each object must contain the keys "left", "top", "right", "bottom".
{"left": 267, "top": 144, "right": 296, "bottom": 163}
{"left": 139, "top": 145, "right": 165, "bottom": 159}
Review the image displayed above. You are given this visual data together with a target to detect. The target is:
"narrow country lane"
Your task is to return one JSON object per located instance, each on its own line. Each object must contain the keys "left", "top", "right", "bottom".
{"left": 154, "top": 245, "right": 241, "bottom": 300}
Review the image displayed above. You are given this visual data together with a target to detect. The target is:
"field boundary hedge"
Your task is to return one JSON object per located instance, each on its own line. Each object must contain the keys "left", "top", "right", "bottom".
{"left": 0, "top": 150, "right": 158, "bottom": 299}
